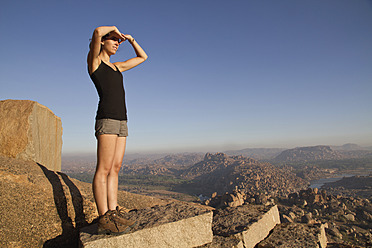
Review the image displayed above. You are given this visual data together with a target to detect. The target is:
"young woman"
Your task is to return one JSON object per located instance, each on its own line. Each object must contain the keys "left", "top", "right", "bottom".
{"left": 87, "top": 26, "right": 148, "bottom": 234}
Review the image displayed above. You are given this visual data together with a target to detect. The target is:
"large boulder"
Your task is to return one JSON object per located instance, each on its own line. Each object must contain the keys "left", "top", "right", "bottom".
{"left": 0, "top": 99, "right": 62, "bottom": 171}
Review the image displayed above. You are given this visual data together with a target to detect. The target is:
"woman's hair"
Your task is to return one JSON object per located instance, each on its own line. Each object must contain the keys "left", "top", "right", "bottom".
{"left": 102, "top": 33, "right": 111, "bottom": 41}
{"left": 88, "top": 32, "right": 112, "bottom": 50}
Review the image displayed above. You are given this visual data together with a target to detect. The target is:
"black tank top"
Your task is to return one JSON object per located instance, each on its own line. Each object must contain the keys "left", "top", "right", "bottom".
{"left": 90, "top": 62, "right": 127, "bottom": 120}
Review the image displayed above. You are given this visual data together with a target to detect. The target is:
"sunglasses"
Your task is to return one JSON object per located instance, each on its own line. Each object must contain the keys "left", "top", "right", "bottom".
{"left": 103, "top": 35, "right": 124, "bottom": 43}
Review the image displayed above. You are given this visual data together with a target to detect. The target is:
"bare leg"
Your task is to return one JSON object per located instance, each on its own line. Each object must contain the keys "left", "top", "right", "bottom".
{"left": 93, "top": 134, "right": 118, "bottom": 216}
{"left": 108, "top": 136, "right": 126, "bottom": 210}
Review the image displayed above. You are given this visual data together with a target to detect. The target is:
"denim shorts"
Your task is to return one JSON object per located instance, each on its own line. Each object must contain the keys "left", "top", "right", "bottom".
{"left": 95, "top": 118, "right": 128, "bottom": 138}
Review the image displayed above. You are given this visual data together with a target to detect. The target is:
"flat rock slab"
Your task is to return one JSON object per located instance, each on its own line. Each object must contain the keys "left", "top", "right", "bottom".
{"left": 257, "top": 223, "right": 327, "bottom": 248}
{"left": 80, "top": 202, "right": 213, "bottom": 248}
{"left": 209, "top": 204, "right": 280, "bottom": 248}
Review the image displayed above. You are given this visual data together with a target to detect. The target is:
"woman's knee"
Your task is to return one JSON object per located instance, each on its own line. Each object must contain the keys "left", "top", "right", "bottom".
{"left": 110, "top": 161, "right": 122, "bottom": 174}
{"left": 95, "top": 164, "right": 112, "bottom": 177}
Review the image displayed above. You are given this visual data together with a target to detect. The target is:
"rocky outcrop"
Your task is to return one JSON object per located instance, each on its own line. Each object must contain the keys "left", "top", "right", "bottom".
{"left": 204, "top": 190, "right": 276, "bottom": 209}
{"left": 0, "top": 99, "right": 62, "bottom": 171}
{"left": 205, "top": 190, "right": 246, "bottom": 209}
{"left": 80, "top": 202, "right": 213, "bottom": 248}
{"left": 179, "top": 152, "right": 307, "bottom": 197}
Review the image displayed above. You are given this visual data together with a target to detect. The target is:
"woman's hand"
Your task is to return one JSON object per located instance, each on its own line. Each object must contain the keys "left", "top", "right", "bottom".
{"left": 123, "top": 34, "right": 135, "bottom": 43}
{"left": 109, "top": 27, "right": 126, "bottom": 44}
{"left": 114, "top": 34, "right": 148, "bottom": 72}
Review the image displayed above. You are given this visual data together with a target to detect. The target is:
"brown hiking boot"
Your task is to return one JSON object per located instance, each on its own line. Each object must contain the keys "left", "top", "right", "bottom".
{"left": 97, "top": 210, "right": 135, "bottom": 235}
{"left": 116, "top": 205, "right": 136, "bottom": 216}
{"left": 114, "top": 206, "right": 138, "bottom": 227}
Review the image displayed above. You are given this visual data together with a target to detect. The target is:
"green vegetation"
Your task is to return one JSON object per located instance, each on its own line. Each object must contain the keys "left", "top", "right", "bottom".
{"left": 66, "top": 172, "right": 94, "bottom": 183}
{"left": 66, "top": 172, "right": 197, "bottom": 201}
{"left": 118, "top": 174, "right": 190, "bottom": 190}
{"left": 66, "top": 172, "right": 192, "bottom": 191}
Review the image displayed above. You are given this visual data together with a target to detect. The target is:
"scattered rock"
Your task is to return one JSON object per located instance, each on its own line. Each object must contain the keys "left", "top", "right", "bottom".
{"left": 281, "top": 214, "right": 293, "bottom": 223}
{"left": 344, "top": 213, "right": 355, "bottom": 222}
{"left": 197, "top": 235, "right": 243, "bottom": 248}
{"left": 326, "top": 226, "right": 343, "bottom": 240}
{"left": 204, "top": 190, "right": 245, "bottom": 209}
{"left": 301, "top": 213, "right": 313, "bottom": 224}
{"left": 257, "top": 223, "right": 327, "bottom": 248}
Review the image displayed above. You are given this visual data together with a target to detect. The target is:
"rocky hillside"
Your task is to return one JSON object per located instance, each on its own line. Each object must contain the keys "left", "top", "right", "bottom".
{"left": 178, "top": 153, "right": 308, "bottom": 197}
{"left": 321, "top": 175, "right": 372, "bottom": 199}
{"left": 274, "top": 145, "right": 345, "bottom": 162}
{"left": 280, "top": 188, "right": 372, "bottom": 247}
{"left": 0, "top": 155, "right": 168, "bottom": 248}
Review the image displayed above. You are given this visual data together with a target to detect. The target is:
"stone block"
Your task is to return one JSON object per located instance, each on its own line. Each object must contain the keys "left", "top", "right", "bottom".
{"left": 237, "top": 205, "right": 280, "bottom": 248}
{"left": 80, "top": 202, "right": 213, "bottom": 248}
{"left": 212, "top": 204, "right": 280, "bottom": 248}
{"left": 257, "top": 223, "right": 327, "bottom": 248}
{"left": 0, "top": 99, "right": 62, "bottom": 171}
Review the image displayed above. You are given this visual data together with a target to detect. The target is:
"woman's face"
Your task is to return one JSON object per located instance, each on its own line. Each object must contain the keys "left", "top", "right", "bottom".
{"left": 102, "top": 36, "right": 121, "bottom": 55}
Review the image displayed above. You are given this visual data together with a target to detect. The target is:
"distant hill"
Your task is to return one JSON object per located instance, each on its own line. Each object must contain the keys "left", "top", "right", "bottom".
{"left": 274, "top": 145, "right": 344, "bottom": 162}
{"left": 121, "top": 153, "right": 204, "bottom": 176}
{"left": 177, "top": 153, "right": 307, "bottom": 197}
{"left": 331, "top": 143, "right": 372, "bottom": 159}
{"left": 273, "top": 145, "right": 372, "bottom": 163}
{"left": 62, "top": 153, "right": 204, "bottom": 174}
{"left": 331, "top": 143, "right": 366, "bottom": 151}
{"left": 224, "top": 148, "right": 286, "bottom": 160}
{"left": 124, "top": 153, "right": 203, "bottom": 166}
{"left": 151, "top": 153, "right": 204, "bottom": 167}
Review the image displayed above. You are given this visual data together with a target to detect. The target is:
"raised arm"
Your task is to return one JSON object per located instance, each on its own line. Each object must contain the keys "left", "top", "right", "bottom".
{"left": 87, "top": 26, "right": 125, "bottom": 74}
{"left": 114, "top": 35, "right": 148, "bottom": 72}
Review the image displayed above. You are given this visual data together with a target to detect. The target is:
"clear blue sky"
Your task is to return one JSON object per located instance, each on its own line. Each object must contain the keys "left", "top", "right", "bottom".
{"left": 1, "top": 0, "right": 371, "bottom": 154}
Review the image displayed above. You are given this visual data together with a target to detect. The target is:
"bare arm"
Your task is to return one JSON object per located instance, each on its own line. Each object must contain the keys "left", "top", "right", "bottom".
{"left": 114, "top": 35, "right": 148, "bottom": 72}
{"left": 87, "top": 26, "right": 125, "bottom": 74}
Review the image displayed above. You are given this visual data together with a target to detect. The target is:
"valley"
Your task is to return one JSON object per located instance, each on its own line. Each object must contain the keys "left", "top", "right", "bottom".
{"left": 62, "top": 144, "right": 372, "bottom": 247}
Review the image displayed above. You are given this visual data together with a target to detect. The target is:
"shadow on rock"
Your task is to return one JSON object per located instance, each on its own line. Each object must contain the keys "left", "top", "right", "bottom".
{"left": 38, "top": 163, "right": 89, "bottom": 248}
